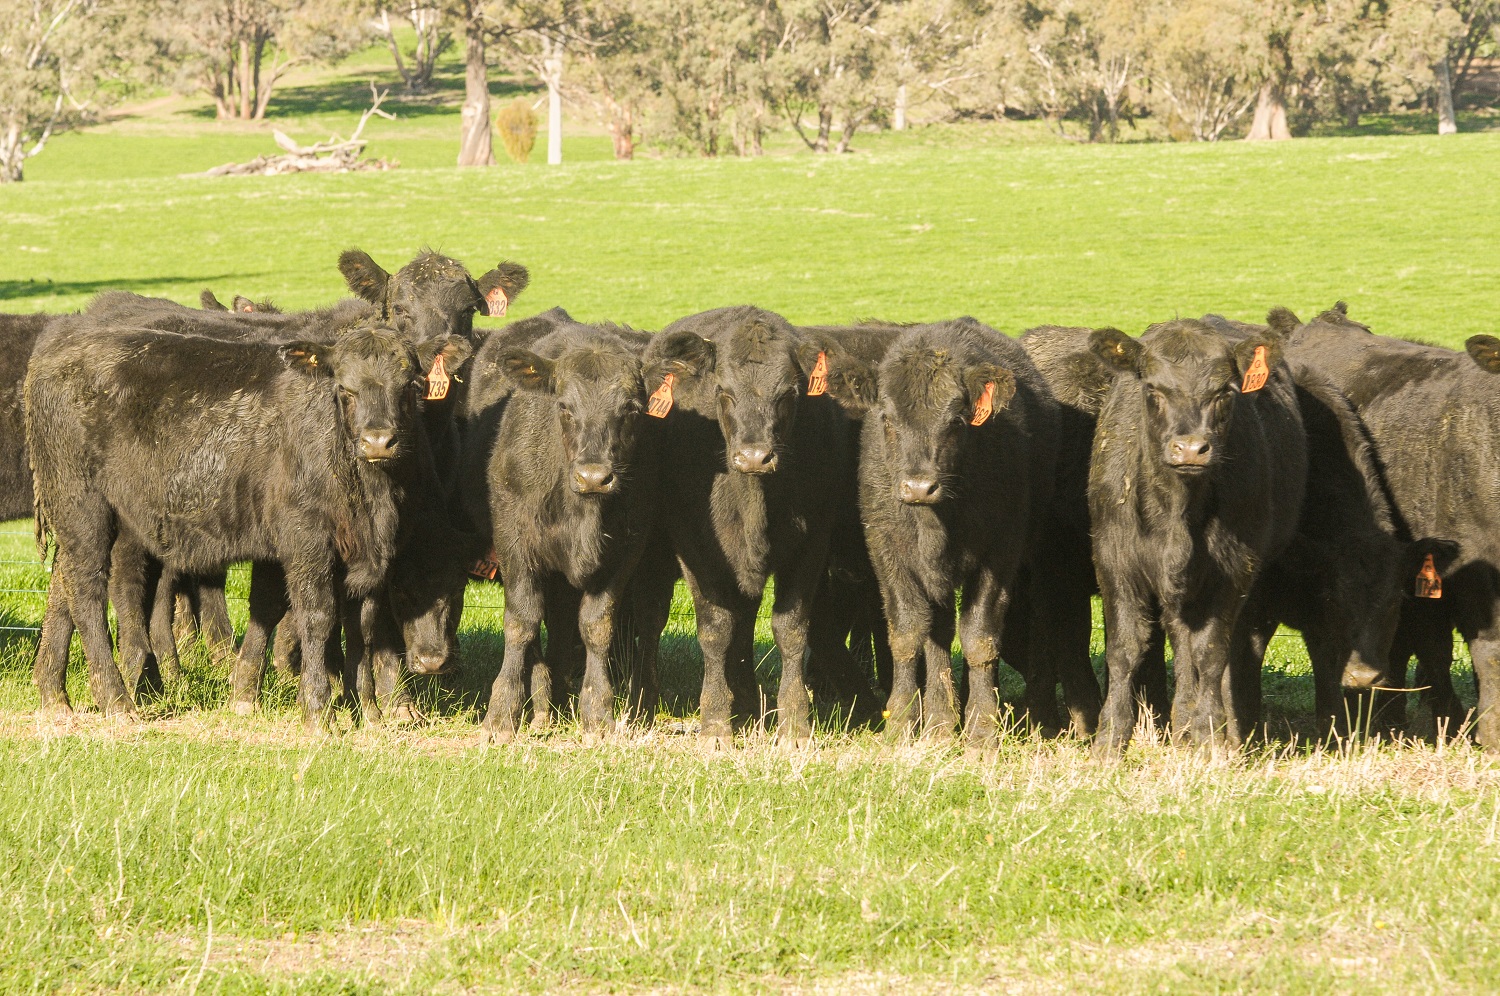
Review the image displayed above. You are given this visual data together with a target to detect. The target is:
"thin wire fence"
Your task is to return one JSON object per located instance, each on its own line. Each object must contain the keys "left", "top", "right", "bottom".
{"left": 0, "top": 526, "right": 1474, "bottom": 662}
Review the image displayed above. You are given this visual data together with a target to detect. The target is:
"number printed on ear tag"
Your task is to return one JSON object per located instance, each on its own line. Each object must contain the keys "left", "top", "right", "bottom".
{"left": 426, "top": 353, "right": 451, "bottom": 401}
{"left": 807, "top": 351, "right": 828, "bottom": 396}
{"left": 1241, "top": 345, "right": 1270, "bottom": 393}
{"left": 647, "top": 373, "right": 675, "bottom": 418}
{"left": 485, "top": 286, "right": 509, "bottom": 317}
{"left": 970, "top": 381, "right": 996, "bottom": 426}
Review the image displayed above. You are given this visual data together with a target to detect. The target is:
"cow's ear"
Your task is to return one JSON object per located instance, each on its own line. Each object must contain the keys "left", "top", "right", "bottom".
{"left": 339, "top": 249, "right": 390, "bottom": 303}
{"left": 200, "top": 290, "right": 228, "bottom": 311}
{"left": 1234, "top": 335, "right": 1282, "bottom": 380}
{"left": 646, "top": 329, "right": 716, "bottom": 385}
{"left": 1089, "top": 327, "right": 1142, "bottom": 376}
{"left": 475, "top": 262, "right": 530, "bottom": 318}
{"left": 279, "top": 341, "right": 332, "bottom": 377}
{"left": 1467, "top": 335, "right": 1500, "bottom": 374}
{"left": 963, "top": 363, "right": 1017, "bottom": 419}
{"left": 797, "top": 341, "right": 880, "bottom": 411}
{"left": 232, "top": 295, "right": 258, "bottom": 313}
{"left": 417, "top": 334, "right": 474, "bottom": 377}
{"left": 496, "top": 348, "right": 555, "bottom": 393}
{"left": 1266, "top": 307, "right": 1301, "bottom": 338}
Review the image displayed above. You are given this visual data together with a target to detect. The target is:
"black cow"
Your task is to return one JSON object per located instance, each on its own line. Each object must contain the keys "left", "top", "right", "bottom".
{"left": 1089, "top": 320, "right": 1306, "bottom": 751}
{"left": 460, "top": 321, "right": 659, "bottom": 741}
{"left": 82, "top": 252, "right": 524, "bottom": 699}
{"left": 0, "top": 313, "right": 53, "bottom": 522}
{"left": 1287, "top": 306, "right": 1500, "bottom": 748}
{"left": 1198, "top": 310, "right": 1440, "bottom": 739}
{"left": 640, "top": 307, "right": 854, "bottom": 747}
{"left": 1013, "top": 325, "right": 1169, "bottom": 731}
{"left": 26, "top": 314, "right": 463, "bottom": 728}
{"left": 809, "top": 318, "right": 1064, "bottom": 740}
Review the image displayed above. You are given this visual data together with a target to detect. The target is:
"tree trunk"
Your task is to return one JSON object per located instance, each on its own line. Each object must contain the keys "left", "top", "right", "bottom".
{"left": 894, "top": 83, "right": 907, "bottom": 131}
{"left": 457, "top": 15, "right": 494, "bottom": 167}
{"left": 609, "top": 104, "right": 633, "bottom": 160}
{"left": 543, "top": 36, "right": 563, "bottom": 165}
{"left": 237, "top": 40, "right": 253, "bottom": 120}
{"left": 1435, "top": 55, "right": 1458, "bottom": 135}
{"left": 814, "top": 106, "right": 832, "bottom": 153}
{"left": 0, "top": 122, "right": 24, "bottom": 182}
{"left": 835, "top": 111, "right": 866, "bottom": 154}
{"left": 1246, "top": 83, "right": 1291, "bottom": 140}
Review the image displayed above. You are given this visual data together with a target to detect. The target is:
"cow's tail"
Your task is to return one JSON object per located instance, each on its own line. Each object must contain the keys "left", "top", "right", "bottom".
{"left": 31, "top": 478, "right": 50, "bottom": 565}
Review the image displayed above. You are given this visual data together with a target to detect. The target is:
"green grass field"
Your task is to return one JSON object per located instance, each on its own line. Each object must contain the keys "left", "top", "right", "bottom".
{"left": 3, "top": 62, "right": 1500, "bottom": 991}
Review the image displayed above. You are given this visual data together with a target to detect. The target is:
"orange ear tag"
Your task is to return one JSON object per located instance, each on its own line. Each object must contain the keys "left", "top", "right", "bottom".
{"left": 806, "top": 351, "right": 829, "bottom": 396}
{"left": 647, "top": 373, "right": 675, "bottom": 418}
{"left": 970, "top": 381, "right": 996, "bottom": 426}
{"left": 426, "top": 353, "right": 451, "bottom": 401}
{"left": 1415, "top": 554, "right": 1443, "bottom": 599}
{"left": 1241, "top": 345, "right": 1270, "bottom": 393}
{"left": 470, "top": 548, "right": 500, "bottom": 581}
{"left": 485, "top": 286, "right": 509, "bottom": 318}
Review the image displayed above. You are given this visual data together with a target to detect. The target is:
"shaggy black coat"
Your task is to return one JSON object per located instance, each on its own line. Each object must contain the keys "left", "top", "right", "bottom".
{"left": 459, "top": 321, "right": 659, "bottom": 741}
{"left": 1089, "top": 320, "right": 1306, "bottom": 750}
{"left": 1202, "top": 310, "right": 1439, "bottom": 738}
{"left": 26, "top": 315, "right": 451, "bottom": 727}
{"left": 639, "top": 306, "right": 853, "bottom": 746}
{"left": 0, "top": 312, "right": 53, "bottom": 520}
{"left": 1286, "top": 304, "right": 1500, "bottom": 747}
{"left": 1014, "top": 324, "right": 1165, "bottom": 731}
{"left": 813, "top": 318, "right": 1061, "bottom": 741}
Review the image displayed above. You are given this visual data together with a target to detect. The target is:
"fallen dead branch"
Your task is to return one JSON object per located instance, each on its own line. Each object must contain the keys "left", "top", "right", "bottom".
{"left": 196, "top": 82, "right": 398, "bottom": 177}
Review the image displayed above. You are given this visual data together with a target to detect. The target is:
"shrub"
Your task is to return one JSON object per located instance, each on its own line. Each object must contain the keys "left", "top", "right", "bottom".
{"left": 495, "top": 99, "right": 538, "bottom": 164}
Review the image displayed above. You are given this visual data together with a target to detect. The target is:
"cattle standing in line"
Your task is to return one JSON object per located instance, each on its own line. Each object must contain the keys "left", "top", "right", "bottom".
{"left": 27, "top": 314, "right": 465, "bottom": 728}
{"left": 459, "top": 321, "right": 659, "bottom": 741}
{"left": 1287, "top": 306, "right": 1500, "bottom": 748}
{"left": 811, "top": 318, "right": 1065, "bottom": 740}
{"left": 1088, "top": 321, "right": 1306, "bottom": 751}
{"left": 639, "top": 307, "right": 854, "bottom": 747}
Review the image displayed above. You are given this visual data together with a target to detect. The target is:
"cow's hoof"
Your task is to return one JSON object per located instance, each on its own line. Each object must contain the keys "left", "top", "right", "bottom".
{"left": 699, "top": 727, "right": 734, "bottom": 751}
{"left": 479, "top": 723, "right": 517, "bottom": 746}
{"left": 778, "top": 732, "right": 812, "bottom": 751}
{"left": 103, "top": 703, "right": 139, "bottom": 724}
{"left": 387, "top": 702, "right": 423, "bottom": 727}
{"left": 229, "top": 699, "right": 256, "bottom": 717}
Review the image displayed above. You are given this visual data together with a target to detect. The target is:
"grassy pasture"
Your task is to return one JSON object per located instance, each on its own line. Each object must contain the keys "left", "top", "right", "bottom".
{"left": 2, "top": 87, "right": 1500, "bottom": 990}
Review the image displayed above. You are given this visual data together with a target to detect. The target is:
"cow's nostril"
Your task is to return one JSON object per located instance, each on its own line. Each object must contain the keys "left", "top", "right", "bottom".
{"left": 573, "top": 464, "right": 615, "bottom": 493}
{"left": 1166, "top": 436, "right": 1211, "bottom": 467}
{"left": 359, "top": 431, "right": 397, "bottom": 460}
{"left": 899, "top": 478, "right": 942, "bottom": 504}
{"left": 412, "top": 653, "right": 448, "bottom": 675}
{"left": 732, "top": 446, "right": 776, "bottom": 474}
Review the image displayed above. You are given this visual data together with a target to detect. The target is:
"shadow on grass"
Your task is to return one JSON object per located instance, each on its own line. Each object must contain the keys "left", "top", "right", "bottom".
{"left": 0, "top": 275, "right": 256, "bottom": 304}
{"left": 178, "top": 67, "right": 538, "bottom": 122}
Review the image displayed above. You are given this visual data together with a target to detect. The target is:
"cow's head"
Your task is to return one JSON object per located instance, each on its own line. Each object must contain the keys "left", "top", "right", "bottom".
{"left": 807, "top": 322, "right": 1014, "bottom": 506}
{"left": 339, "top": 249, "right": 530, "bottom": 344}
{"left": 497, "top": 331, "right": 646, "bottom": 495}
{"left": 280, "top": 324, "right": 471, "bottom": 465}
{"left": 387, "top": 532, "right": 475, "bottom": 674}
{"left": 644, "top": 309, "right": 809, "bottom": 475}
{"left": 1091, "top": 321, "right": 1280, "bottom": 476}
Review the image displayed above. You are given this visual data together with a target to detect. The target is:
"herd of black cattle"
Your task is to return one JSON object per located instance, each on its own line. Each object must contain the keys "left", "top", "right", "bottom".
{"left": 4, "top": 249, "right": 1499, "bottom": 752}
